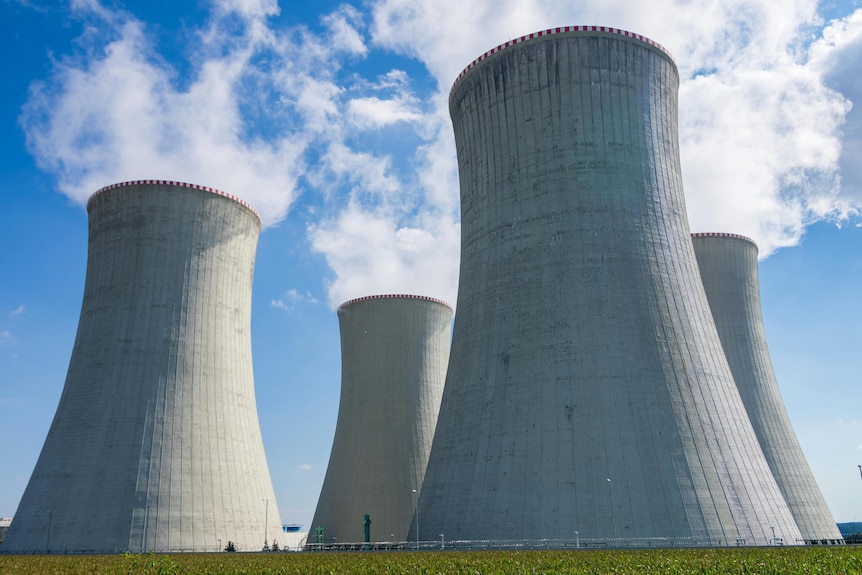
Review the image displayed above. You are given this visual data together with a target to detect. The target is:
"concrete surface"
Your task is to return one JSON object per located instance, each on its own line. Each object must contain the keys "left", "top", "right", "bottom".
{"left": 415, "top": 27, "right": 802, "bottom": 547}
{"left": 3, "top": 181, "right": 282, "bottom": 553}
{"left": 310, "top": 295, "right": 453, "bottom": 545}
{"left": 692, "top": 232, "right": 843, "bottom": 545}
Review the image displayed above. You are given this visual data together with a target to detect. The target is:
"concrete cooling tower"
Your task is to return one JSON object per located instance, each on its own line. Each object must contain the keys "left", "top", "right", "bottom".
{"left": 414, "top": 27, "right": 802, "bottom": 547}
{"left": 310, "top": 295, "right": 453, "bottom": 545}
{"left": 692, "top": 233, "right": 843, "bottom": 545}
{"left": 3, "top": 180, "right": 283, "bottom": 553}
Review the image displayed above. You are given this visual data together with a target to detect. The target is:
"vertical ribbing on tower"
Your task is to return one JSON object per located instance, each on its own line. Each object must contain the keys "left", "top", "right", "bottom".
{"left": 310, "top": 295, "right": 453, "bottom": 545}
{"left": 692, "top": 232, "right": 843, "bottom": 545}
{"left": 3, "top": 181, "right": 282, "bottom": 553}
{"left": 415, "top": 27, "right": 802, "bottom": 546}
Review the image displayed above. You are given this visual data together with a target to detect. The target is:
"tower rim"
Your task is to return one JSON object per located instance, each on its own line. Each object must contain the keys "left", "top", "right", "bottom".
{"left": 87, "top": 179, "right": 261, "bottom": 222}
{"left": 449, "top": 26, "right": 676, "bottom": 100}
{"left": 338, "top": 293, "right": 453, "bottom": 312}
{"left": 691, "top": 232, "right": 758, "bottom": 250}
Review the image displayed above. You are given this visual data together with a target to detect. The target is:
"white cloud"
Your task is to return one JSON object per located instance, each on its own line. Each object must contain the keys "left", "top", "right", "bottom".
{"left": 19, "top": 0, "right": 349, "bottom": 227}
{"left": 211, "top": 0, "right": 279, "bottom": 20}
{"left": 309, "top": 203, "right": 460, "bottom": 308}
{"left": 679, "top": 64, "right": 850, "bottom": 254}
{"left": 21, "top": 0, "right": 862, "bottom": 311}
{"left": 321, "top": 5, "right": 368, "bottom": 56}
{"left": 372, "top": 69, "right": 412, "bottom": 90}
{"left": 69, "top": 0, "right": 117, "bottom": 21}
{"left": 0, "top": 331, "right": 10, "bottom": 338}
{"left": 298, "top": 463, "right": 312, "bottom": 471}
{"left": 370, "top": 0, "right": 552, "bottom": 84}
{"left": 10, "top": 305, "right": 26, "bottom": 315}
{"left": 21, "top": 0, "right": 461, "bottom": 310}
{"left": 809, "top": 9, "right": 862, "bottom": 207}
{"left": 295, "top": 289, "right": 319, "bottom": 304}
{"left": 411, "top": 99, "right": 459, "bottom": 214}
{"left": 318, "top": 142, "right": 402, "bottom": 201}
{"left": 367, "top": 0, "right": 862, "bottom": 259}
{"left": 347, "top": 95, "right": 423, "bottom": 129}
{"left": 344, "top": 69, "right": 425, "bottom": 131}
{"left": 270, "top": 289, "right": 320, "bottom": 312}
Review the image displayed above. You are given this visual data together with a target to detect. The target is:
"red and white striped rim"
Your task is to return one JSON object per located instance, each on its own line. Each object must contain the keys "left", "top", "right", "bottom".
{"left": 339, "top": 294, "right": 453, "bottom": 312}
{"left": 691, "top": 232, "right": 757, "bottom": 248}
{"left": 450, "top": 26, "right": 674, "bottom": 98}
{"left": 87, "top": 180, "right": 261, "bottom": 221}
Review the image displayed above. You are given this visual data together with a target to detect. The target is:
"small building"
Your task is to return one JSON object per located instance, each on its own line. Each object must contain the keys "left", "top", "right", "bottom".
{"left": 0, "top": 518, "right": 11, "bottom": 545}
{"left": 281, "top": 525, "right": 307, "bottom": 551}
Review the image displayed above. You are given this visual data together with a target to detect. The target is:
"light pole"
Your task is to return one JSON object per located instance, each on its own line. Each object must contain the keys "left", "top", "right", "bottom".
{"left": 46, "top": 510, "right": 52, "bottom": 553}
{"left": 218, "top": 538, "right": 222, "bottom": 552}
{"left": 607, "top": 478, "right": 617, "bottom": 541}
{"left": 575, "top": 530, "right": 579, "bottom": 549}
{"left": 262, "top": 498, "right": 269, "bottom": 550}
{"left": 412, "top": 488, "right": 419, "bottom": 550}
{"left": 440, "top": 533, "right": 444, "bottom": 550}
{"left": 143, "top": 504, "right": 149, "bottom": 552}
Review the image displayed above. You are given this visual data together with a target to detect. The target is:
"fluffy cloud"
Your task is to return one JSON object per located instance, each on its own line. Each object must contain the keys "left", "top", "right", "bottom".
{"left": 270, "top": 289, "right": 320, "bottom": 312}
{"left": 369, "top": 0, "right": 862, "bottom": 256}
{"left": 679, "top": 64, "right": 850, "bottom": 254}
{"left": 19, "top": 0, "right": 354, "bottom": 227}
{"left": 347, "top": 95, "right": 423, "bottom": 129}
{"left": 21, "top": 0, "right": 459, "bottom": 307}
{"left": 211, "top": 0, "right": 280, "bottom": 20}
{"left": 809, "top": 10, "right": 862, "bottom": 205}
{"left": 310, "top": 204, "right": 460, "bottom": 307}
{"left": 320, "top": 5, "right": 368, "bottom": 56}
{"left": 19, "top": 0, "right": 862, "bottom": 310}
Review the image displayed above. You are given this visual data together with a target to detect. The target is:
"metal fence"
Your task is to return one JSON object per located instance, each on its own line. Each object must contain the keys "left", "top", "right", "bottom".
{"left": 300, "top": 535, "right": 810, "bottom": 552}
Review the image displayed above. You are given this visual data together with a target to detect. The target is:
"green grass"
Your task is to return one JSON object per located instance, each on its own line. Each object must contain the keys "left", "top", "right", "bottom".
{"left": 1, "top": 547, "right": 860, "bottom": 575}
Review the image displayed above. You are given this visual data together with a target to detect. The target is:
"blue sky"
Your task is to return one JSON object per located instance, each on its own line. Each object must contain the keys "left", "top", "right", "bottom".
{"left": 1, "top": 0, "right": 861, "bottom": 533}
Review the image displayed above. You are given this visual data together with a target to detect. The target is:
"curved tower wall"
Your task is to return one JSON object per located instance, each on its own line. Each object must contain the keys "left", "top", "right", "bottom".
{"left": 692, "top": 233, "right": 843, "bottom": 545}
{"left": 310, "top": 295, "right": 453, "bottom": 544}
{"left": 416, "top": 27, "right": 801, "bottom": 546}
{"left": 4, "top": 180, "right": 283, "bottom": 553}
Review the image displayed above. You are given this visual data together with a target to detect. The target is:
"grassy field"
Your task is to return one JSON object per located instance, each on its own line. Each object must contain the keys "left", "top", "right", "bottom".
{"left": 1, "top": 547, "right": 861, "bottom": 575}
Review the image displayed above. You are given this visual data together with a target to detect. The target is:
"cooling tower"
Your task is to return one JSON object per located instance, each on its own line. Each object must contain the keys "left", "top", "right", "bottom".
{"left": 692, "top": 233, "right": 843, "bottom": 545}
{"left": 3, "top": 180, "right": 283, "bottom": 553}
{"left": 415, "top": 27, "right": 802, "bottom": 547}
{"left": 310, "top": 295, "right": 453, "bottom": 545}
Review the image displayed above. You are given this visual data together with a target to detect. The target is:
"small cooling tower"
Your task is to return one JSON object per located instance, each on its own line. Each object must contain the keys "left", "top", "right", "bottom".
{"left": 692, "top": 232, "right": 843, "bottom": 545}
{"left": 415, "top": 27, "right": 801, "bottom": 546}
{"left": 310, "top": 295, "right": 453, "bottom": 544}
{"left": 3, "top": 180, "right": 282, "bottom": 553}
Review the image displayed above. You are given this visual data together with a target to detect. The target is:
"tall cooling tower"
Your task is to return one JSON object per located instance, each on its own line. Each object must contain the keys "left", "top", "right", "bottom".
{"left": 415, "top": 27, "right": 802, "bottom": 546}
{"left": 692, "top": 233, "right": 843, "bottom": 545}
{"left": 310, "top": 295, "right": 453, "bottom": 544}
{"left": 3, "top": 180, "right": 283, "bottom": 553}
